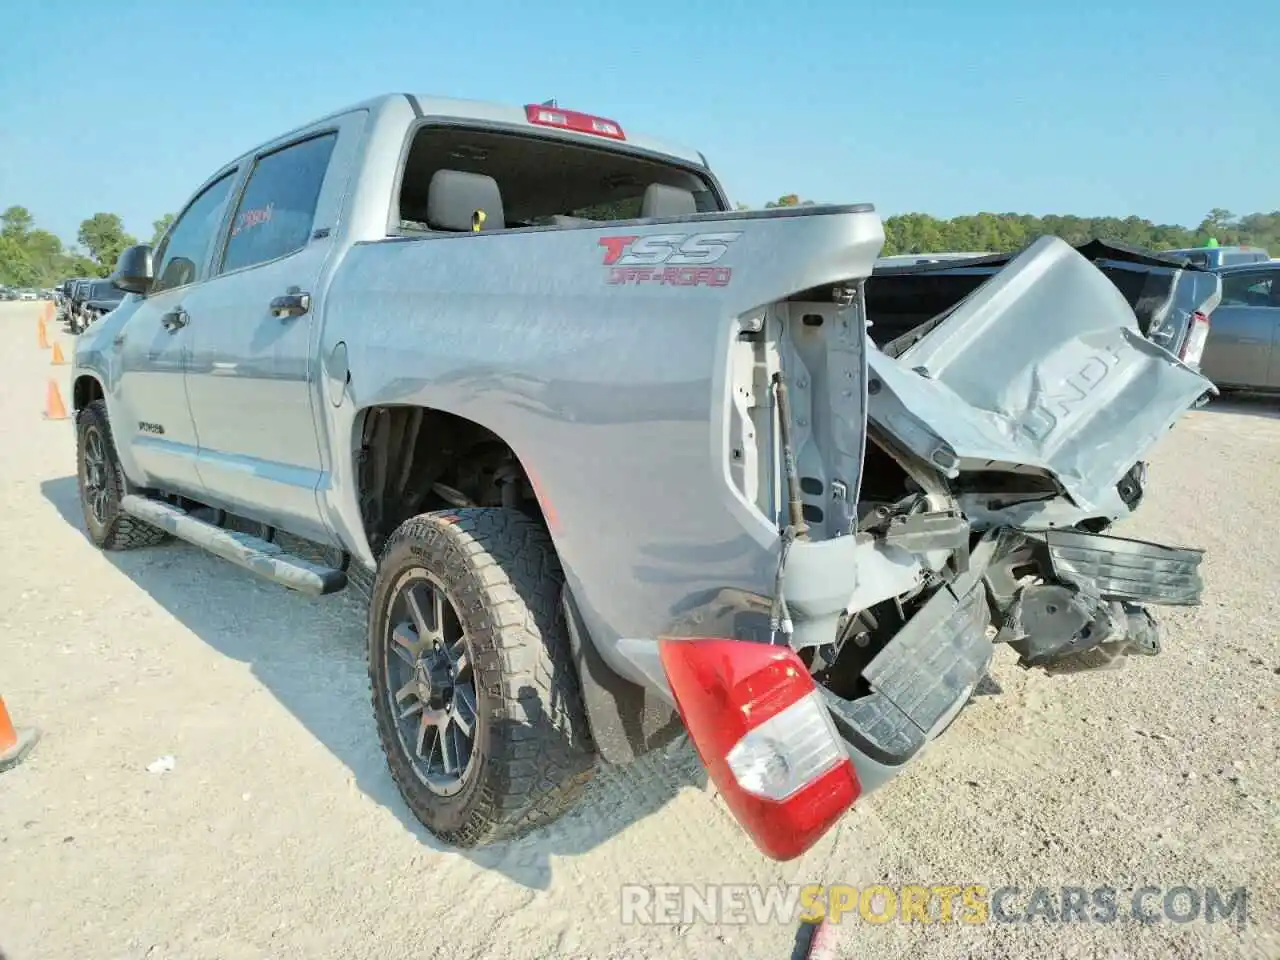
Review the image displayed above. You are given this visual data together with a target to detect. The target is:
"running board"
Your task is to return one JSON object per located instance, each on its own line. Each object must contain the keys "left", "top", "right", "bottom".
{"left": 119, "top": 495, "right": 347, "bottom": 597}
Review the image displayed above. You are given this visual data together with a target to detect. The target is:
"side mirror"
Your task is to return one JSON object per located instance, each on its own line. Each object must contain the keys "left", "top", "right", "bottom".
{"left": 112, "top": 244, "right": 155, "bottom": 295}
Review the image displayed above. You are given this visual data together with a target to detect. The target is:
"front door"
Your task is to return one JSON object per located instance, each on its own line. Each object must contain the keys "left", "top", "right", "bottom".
{"left": 113, "top": 167, "right": 241, "bottom": 494}
{"left": 182, "top": 123, "right": 357, "bottom": 545}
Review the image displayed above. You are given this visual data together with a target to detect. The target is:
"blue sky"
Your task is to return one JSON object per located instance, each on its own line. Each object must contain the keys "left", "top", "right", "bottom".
{"left": 1, "top": 0, "right": 1275, "bottom": 247}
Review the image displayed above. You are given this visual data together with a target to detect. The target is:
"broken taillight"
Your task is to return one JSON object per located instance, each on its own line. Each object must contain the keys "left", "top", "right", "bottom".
{"left": 658, "top": 637, "right": 859, "bottom": 861}
{"left": 1179, "top": 310, "right": 1211, "bottom": 367}
{"left": 524, "top": 104, "right": 626, "bottom": 140}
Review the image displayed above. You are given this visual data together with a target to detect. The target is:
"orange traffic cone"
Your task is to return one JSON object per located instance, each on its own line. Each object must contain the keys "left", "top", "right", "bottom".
{"left": 50, "top": 342, "right": 67, "bottom": 366}
{"left": 43, "top": 379, "right": 69, "bottom": 421}
{"left": 37, "top": 320, "right": 50, "bottom": 349}
{"left": 43, "top": 301, "right": 54, "bottom": 324}
{"left": 0, "top": 695, "right": 40, "bottom": 773}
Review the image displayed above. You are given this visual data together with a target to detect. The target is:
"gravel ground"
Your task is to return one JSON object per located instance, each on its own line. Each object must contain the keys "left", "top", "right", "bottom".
{"left": 0, "top": 300, "right": 1276, "bottom": 960}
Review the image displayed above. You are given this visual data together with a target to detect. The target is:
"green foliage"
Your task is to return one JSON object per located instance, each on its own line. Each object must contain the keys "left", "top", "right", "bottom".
{"left": 740, "top": 200, "right": 1280, "bottom": 258}
{"left": 0, "top": 205, "right": 130, "bottom": 286}
{"left": 764, "top": 194, "right": 816, "bottom": 209}
{"left": 152, "top": 212, "right": 175, "bottom": 246}
{"left": 2, "top": 205, "right": 34, "bottom": 239}
{"left": 1, "top": 205, "right": 69, "bottom": 286}
{"left": 876, "top": 209, "right": 1280, "bottom": 257}
{"left": 77, "top": 212, "right": 137, "bottom": 274}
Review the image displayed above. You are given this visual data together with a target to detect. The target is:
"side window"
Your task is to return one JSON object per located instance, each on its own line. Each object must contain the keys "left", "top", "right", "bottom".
{"left": 152, "top": 172, "right": 239, "bottom": 294}
{"left": 1220, "top": 273, "right": 1273, "bottom": 307}
{"left": 220, "top": 133, "right": 337, "bottom": 274}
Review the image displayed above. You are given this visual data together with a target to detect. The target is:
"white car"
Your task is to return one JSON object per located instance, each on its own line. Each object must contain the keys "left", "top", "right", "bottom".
{"left": 19, "top": 290, "right": 37, "bottom": 301}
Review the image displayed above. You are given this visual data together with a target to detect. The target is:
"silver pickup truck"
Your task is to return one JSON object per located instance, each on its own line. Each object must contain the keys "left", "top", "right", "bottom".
{"left": 71, "top": 93, "right": 1213, "bottom": 861}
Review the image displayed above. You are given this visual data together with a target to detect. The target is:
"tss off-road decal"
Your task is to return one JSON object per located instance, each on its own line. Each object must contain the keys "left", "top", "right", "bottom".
{"left": 599, "top": 232, "right": 742, "bottom": 287}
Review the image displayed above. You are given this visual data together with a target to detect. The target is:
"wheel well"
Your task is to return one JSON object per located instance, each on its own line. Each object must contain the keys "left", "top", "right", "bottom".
{"left": 73, "top": 375, "right": 104, "bottom": 411}
{"left": 354, "top": 406, "right": 547, "bottom": 556}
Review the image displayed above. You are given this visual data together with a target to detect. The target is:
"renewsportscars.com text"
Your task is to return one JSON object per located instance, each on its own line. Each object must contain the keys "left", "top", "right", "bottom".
{"left": 619, "top": 883, "right": 1249, "bottom": 928}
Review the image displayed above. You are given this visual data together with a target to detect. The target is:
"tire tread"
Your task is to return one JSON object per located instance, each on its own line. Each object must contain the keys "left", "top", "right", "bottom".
{"left": 369, "top": 508, "right": 595, "bottom": 846}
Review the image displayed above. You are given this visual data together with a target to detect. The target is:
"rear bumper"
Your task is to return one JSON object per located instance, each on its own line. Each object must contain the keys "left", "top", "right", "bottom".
{"left": 822, "top": 553, "right": 992, "bottom": 780}
{"left": 988, "top": 528, "right": 1204, "bottom": 669}
{"left": 1040, "top": 529, "right": 1204, "bottom": 606}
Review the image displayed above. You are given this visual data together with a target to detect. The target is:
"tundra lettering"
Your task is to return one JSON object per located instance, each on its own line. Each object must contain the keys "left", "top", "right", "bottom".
{"left": 1021, "top": 345, "right": 1125, "bottom": 443}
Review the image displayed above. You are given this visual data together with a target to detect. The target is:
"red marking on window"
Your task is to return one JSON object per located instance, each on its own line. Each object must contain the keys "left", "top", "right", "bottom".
{"left": 232, "top": 202, "right": 275, "bottom": 237}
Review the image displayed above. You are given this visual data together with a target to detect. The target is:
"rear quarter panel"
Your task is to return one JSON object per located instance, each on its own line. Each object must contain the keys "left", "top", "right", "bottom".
{"left": 316, "top": 207, "right": 884, "bottom": 679}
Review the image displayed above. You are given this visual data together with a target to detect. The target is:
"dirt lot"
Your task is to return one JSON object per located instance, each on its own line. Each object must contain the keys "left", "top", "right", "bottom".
{"left": 0, "top": 300, "right": 1276, "bottom": 959}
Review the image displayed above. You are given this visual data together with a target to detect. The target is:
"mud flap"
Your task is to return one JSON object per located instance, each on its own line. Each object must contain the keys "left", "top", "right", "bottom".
{"left": 865, "top": 235, "right": 1215, "bottom": 519}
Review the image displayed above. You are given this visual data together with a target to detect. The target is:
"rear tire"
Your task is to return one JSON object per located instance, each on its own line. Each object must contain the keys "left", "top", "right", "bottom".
{"left": 75, "top": 400, "right": 170, "bottom": 550}
{"left": 369, "top": 508, "right": 595, "bottom": 846}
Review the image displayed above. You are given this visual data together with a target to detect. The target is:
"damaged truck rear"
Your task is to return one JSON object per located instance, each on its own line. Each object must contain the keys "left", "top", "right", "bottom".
{"left": 72, "top": 94, "right": 1212, "bottom": 862}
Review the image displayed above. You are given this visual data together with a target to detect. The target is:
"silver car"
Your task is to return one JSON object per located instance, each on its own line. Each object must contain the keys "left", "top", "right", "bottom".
{"left": 1201, "top": 262, "right": 1280, "bottom": 391}
{"left": 1164, "top": 245, "right": 1269, "bottom": 269}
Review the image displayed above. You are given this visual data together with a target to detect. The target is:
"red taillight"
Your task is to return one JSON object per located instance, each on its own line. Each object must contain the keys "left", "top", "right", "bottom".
{"left": 1179, "top": 310, "right": 1211, "bottom": 366}
{"left": 658, "top": 638, "right": 859, "bottom": 861}
{"left": 524, "top": 104, "right": 626, "bottom": 140}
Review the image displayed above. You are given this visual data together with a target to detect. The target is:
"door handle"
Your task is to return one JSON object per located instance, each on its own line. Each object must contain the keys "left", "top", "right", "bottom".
{"left": 270, "top": 287, "right": 311, "bottom": 319}
{"left": 161, "top": 307, "right": 189, "bottom": 332}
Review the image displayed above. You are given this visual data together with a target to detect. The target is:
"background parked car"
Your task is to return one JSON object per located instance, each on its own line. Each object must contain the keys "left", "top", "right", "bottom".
{"left": 865, "top": 239, "right": 1220, "bottom": 370}
{"left": 62, "top": 279, "right": 94, "bottom": 331}
{"left": 72, "top": 278, "right": 127, "bottom": 332}
{"left": 1200, "top": 262, "right": 1280, "bottom": 392}
{"left": 1164, "top": 244, "right": 1270, "bottom": 269}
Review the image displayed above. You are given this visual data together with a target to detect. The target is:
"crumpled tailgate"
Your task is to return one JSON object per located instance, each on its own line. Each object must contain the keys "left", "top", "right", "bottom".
{"left": 866, "top": 235, "right": 1215, "bottom": 517}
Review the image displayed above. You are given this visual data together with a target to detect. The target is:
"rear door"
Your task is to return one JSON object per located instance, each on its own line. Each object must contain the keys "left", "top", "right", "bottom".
{"left": 113, "top": 167, "right": 241, "bottom": 494}
{"left": 1201, "top": 268, "right": 1278, "bottom": 389}
{"left": 180, "top": 111, "right": 366, "bottom": 544}
{"left": 1265, "top": 274, "right": 1280, "bottom": 388}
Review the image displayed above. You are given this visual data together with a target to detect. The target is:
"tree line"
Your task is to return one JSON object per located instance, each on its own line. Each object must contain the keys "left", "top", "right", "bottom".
{"left": 755, "top": 196, "right": 1280, "bottom": 258}
{"left": 0, "top": 206, "right": 173, "bottom": 288}
{"left": 3, "top": 198, "right": 1276, "bottom": 289}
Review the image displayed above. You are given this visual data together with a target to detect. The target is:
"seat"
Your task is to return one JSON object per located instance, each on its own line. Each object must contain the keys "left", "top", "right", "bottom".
{"left": 426, "top": 169, "right": 505, "bottom": 232}
{"left": 640, "top": 183, "right": 697, "bottom": 219}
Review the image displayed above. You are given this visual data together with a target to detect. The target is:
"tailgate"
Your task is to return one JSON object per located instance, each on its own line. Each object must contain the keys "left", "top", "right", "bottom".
{"left": 865, "top": 235, "right": 1215, "bottom": 516}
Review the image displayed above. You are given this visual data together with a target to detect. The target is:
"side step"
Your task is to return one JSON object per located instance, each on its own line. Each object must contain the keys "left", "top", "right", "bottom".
{"left": 120, "top": 495, "right": 347, "bottom": 597}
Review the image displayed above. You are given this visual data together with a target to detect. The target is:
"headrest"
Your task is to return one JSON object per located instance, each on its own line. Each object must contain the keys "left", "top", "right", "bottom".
{"left": 427, "top": 169, "right": 504, "bottom": 232}
{"left": 641, "top": 183, "right": 697, "bottom": 219}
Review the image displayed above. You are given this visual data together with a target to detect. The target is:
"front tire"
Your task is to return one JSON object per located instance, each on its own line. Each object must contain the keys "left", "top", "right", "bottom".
{"left": 75, "top": 400, "right": 170, "bottom": 550}
{"left": 369, "top": 508, "right": 595, "bottom": 846}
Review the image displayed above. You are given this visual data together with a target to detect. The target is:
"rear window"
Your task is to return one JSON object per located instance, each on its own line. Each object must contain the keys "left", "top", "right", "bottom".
{"left": 1221, "top": 251, "right": 1266, "bottom": 266}
{"left": 396, "top": 126, "right": 721, "bottom": 231}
